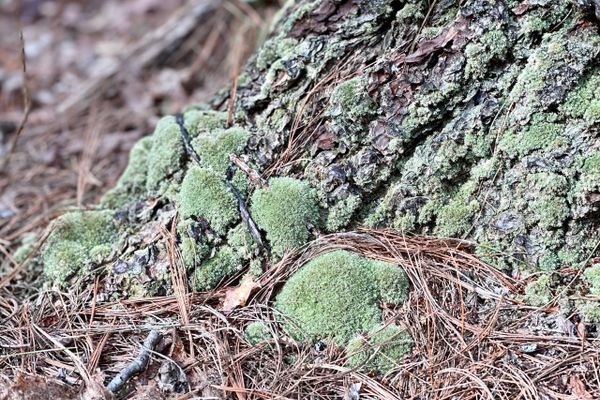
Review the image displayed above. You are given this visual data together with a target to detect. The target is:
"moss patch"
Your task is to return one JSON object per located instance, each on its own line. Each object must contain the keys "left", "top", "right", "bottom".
{"left": 101, "top": 136, "right": 153, "bottom": 208}
{"left": 435, "top": 181, "right": 479, "bottom": 237}
{"left": 146, "top": 116, "right": 185, "bottom": 193}
{"left": 41, "top": 210, "right": 117, "bottom": 285}
{"left": 523, "top": 274, "right": 552, "bottom": 306}
{"left": 244, "top": 321, "right": 272, "bottom": 345}
{"left": 584, "top": 264, "right": 600, "bottom": 296}
{"left": 178, "top": 166, "right": 238, "bottom": 234}
{"left": 346, "top": 324, "right": 413, "bottom": 374}
{"left": 328, "top": 76, "right": 376, "bottom": 122}
{"left": 251, "top": 177, "right": 319, "bottom": 257}
{"left": 275, "top": 250, "right": 409, "bottom": 345}
{"left": 183, "top": 109, "right": 228, "bottom": 135}
{"left": 193, "top": 246, "right": 241, "bottom": 291}
{"left": 191, "top": 127, "right": 250, "bottom": 175}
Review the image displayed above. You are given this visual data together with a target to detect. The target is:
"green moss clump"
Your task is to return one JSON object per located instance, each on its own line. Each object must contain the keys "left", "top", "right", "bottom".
{"left": 275, "top": 251, "right": 409, "bottom": 345}
{"left": 191, "top": 127, "right": 250, "bottom": 175}
{"left": 244, "top": 322, "right": 272, "bottom": 345}
{"left": 435, "top": 181, "right": 479, "bottom": 238}
{"left": 12, "top": 232, "right": 37, "bottom": 264}
{"left": 561, "top": 68, "right": 600, "bottom": 122}
{"left": 371, "top": 261, "right": 409, "bottom": 305}
{"left": 584, "top": 99, "right": 600, "bottom": 124}
{"left": 346, "top": 324, "right": 413, "bottom": 373}
{"left": 578, "top": 301, "right": 600, "bottom": 323}
{"left": 183, "top": 109, "right": 228, "bottom": 135}
{"left": 584, "top": 265, "right": 600, "bottom": 296}
{"left": 193, "top": 246, "right": 241, "bottom": 291}
{"left": 574, "top": 151, "right": 600, "bottom": 206}
{"left": 538, "top": 252, "right": 560, "bottom": 272}
{"left": 227, "top": 223, "right": 257, "bottom": 260}
{"left": 464, "top": 30, "right": 508, "bottom": 80}
{"left": 251, "top": 177, "right": 319, "bottom": 257}
{"left": 41, "top": 211, "right": 117, "bottom": 285}
{"left": 526, "top": 173, "right": 569, "bottom": 229}
{"left": 178, "top": 166, "right": 238, "bottom": 234}
{"left": 101, "top": 136, "right": 153, "bottom": 208}
{"left": 328, "top": 77, "right": 376, "bottom": 122}
{"left": 146, "top": 116, "right": 184, "bottom": 193}
{"left": 523, "top": 274, "right": 552, "bottom": 306}
{"left": 325, "top": 194, "right": 361, "bottom": 231}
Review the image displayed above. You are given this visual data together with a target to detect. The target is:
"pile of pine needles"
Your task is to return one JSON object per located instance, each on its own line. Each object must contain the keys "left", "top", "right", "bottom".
{"left": 2, "top": 228, "right": 598, "bottom": 399}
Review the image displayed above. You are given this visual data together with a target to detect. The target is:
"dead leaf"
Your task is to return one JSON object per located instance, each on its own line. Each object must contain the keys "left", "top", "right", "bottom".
{"left": 576, "top": 322, "right": 587, "bottom": 341}
{"left": 568, "top": 375, "right": 593, "bottom": 400}
{"left": 221, "top": 275, "right": 259, "bottom": 312}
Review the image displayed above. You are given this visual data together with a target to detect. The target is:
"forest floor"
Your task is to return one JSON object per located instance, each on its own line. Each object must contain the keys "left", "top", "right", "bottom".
{"left": 0, "top": 1, "right": 598, "bottom": 399}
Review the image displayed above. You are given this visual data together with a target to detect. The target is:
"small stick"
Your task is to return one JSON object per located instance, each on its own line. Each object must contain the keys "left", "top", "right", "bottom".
{"left": 225, "top": 165, "right": 264, "bottom": 251}
{"left": 107, "top": 330, "right": 162, "bottom": 393}
{"left": 176, "top": 113, "right": 201, "bottom": 165}
{"left": 229, "top": 154, "right": 268, "bottom": 188}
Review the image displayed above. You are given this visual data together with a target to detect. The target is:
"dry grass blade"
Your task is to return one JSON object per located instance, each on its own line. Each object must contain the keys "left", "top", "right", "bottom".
{"left": 1, "top": 29, "right": 31, "bottom": 171}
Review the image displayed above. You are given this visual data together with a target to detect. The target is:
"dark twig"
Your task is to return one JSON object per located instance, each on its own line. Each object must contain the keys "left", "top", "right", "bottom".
{"left": 226, "top": 166, "right": 265, "bottom": 252}
{"left": 107, "top": 329, "right": 162, "bottom": 393}
{"left": 229, "top": 154, "right": 268, "bottom": 188}
{"left": 176, "top": 113, "right": 201, "bottom": 165}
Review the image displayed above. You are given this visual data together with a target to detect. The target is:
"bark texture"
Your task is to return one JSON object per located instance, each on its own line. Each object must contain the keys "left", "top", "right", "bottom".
{"left": 39, "top": 0, "right": 600, "bottom": 298}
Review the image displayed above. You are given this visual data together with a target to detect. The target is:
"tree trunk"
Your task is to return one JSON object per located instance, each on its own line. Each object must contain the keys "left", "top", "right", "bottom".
{"left": 40, "top": 0, "right": 600, "bottom": 300}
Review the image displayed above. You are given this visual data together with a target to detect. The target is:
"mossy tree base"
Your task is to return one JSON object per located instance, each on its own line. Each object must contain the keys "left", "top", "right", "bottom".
{"left": 36, "top": 0, "right": 600, "bottom": 348}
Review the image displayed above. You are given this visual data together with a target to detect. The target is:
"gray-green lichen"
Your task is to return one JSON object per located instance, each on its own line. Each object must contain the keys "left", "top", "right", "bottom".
{"left": 328, "top": 76, "right": 376, "bottom": 122}
{"left": 275, "top": 250, "right": 409, "bottom": 345}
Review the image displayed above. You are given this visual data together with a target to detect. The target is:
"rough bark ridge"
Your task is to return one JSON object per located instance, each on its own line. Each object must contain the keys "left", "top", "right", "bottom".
{"left": 39, "top": 0, "right": 599, "bottom": 309}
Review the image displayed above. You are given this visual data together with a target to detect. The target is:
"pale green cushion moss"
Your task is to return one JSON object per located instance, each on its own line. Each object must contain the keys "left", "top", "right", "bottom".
{"left": 578, "top": 300, "right": 600, "bottom": 323}
{"left": 346, "top": 324, "right": 413, "bottom": 373}
{"left": 244, "top": 321, "right": 272, "bottom": 345}
{"left": 183, "top": 109, "right": 228, "bottom": 134}
{"left": 179, "top": 166, "right": 238, "bottom": 234}
{"left": 275, "top": 250, "right": 409, "bottom": 345}
{"left": 101, "top": 136, "right": 153, "bottom": 208}
{"left": 193, "top": 246, "right": 241, "bottom": 291}
{"left": 42, "top": 210, "right": 117, "bottom": 285}
{"left": 146, "top": 116, "right": 184, "bottom": 193}
{"left": 584, "top": 264, "right": 600, "bottom": 296}
{"left": 251, "top": 177, "right": 319, "bottom": 257}
{"left": 191, "top": 127, "right": 250, "bottom": 175}
{"left": 523, "top": 274, "right": 552, "bottom": 306}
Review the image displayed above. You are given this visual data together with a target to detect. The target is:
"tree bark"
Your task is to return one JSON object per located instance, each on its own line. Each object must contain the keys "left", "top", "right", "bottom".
{"left": 40, "top": 0, "right": 600, "bottom": 293}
